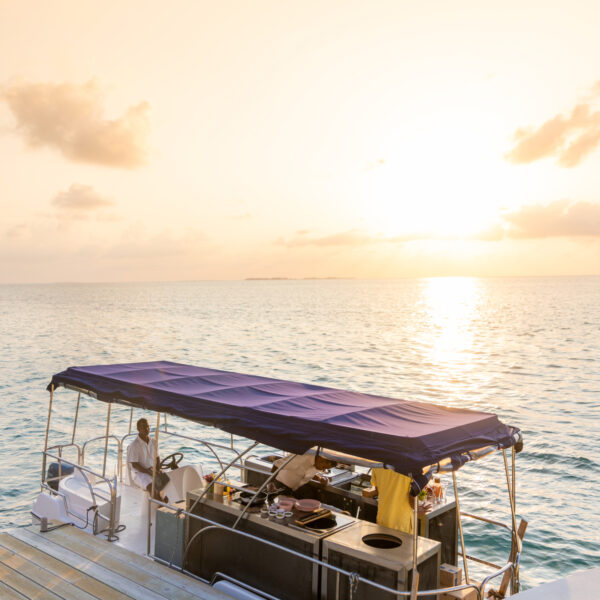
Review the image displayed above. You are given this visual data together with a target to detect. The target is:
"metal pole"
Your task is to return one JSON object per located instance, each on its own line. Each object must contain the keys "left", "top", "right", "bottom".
{"left": 452, "top": 470, "right": 470, "bottom": 584}
{"left": 118, "top": 439, "right": 123, "bottom": 483}
{"left": 503, "top": 448, "right": 521, "bottom": 596}
{"left": 410, "top": 492, "right": 419, "bottom": 600}
{"left": 502, "top": 450, "right": 520, "bottom": 553}
{"left": 102, "top": 402, "right": 111, "bottom": 478}
{"left": 231, "top": 448, "right": 290, "bottom": 529}
{"left": 147, "top": 412, "right": 161, "bottom": 555}
{"left": 512, "top": 446, "right": 518, "bottom": 594}
{"left": 125, "top": 407, "right": 134, "bottom": 481}
{"left": 71, "top": 392, "right": 81, "bottom": 445}
{"left": 164, "top": 413, "right": 168, "bottom": 431}
{"left": 42, "top": 386, "right": 54, "bottom": 481}
{"left": 108, "top": 475, "right": 117, "bottom": 540}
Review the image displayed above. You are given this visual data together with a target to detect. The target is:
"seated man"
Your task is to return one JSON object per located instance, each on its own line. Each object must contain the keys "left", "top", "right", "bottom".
{"left": 127, "top": 418, "right": 169, "bottom": 502}
{"left": 371, "top": 468, "right": 431, "bottom": 533}
{"left": 271, "top": 452, "right": 337, "bottom": 499}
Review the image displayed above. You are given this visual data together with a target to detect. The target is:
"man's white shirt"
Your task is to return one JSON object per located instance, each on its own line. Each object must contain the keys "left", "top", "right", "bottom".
{"left": 127, "top": 435, "right": 156, "bottom": 488}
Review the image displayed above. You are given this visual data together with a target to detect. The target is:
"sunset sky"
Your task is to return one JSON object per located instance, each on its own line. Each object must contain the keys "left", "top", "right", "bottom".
{"left": 1, "top": 1, "right": 600, "bottom": 283}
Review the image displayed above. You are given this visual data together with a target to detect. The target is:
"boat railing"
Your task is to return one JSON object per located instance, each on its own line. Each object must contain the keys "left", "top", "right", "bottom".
{"left": 459, "top": 511, "right": 512, "bottom": 571}
{"left": 41, "top": 450, "right": 120, "bottom": 539}
{"left": 80, "top": 434, "right": 122, "bottom": 479}
{"left": 480, "top": 559, "right": 518, "bottom": 599}
{"left": 43, "top": 442, "right": 82, "bottom": 486}
{"left": 156, "top": 428, "right": 248, "bottom": 476}
{"left": 148, "top": 495, "right": 501, "bottom": 600}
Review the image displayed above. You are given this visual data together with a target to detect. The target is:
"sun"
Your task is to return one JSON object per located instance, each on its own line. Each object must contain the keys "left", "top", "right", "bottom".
{"left": 363, "top": 113, "right": 513, "bottom": 240}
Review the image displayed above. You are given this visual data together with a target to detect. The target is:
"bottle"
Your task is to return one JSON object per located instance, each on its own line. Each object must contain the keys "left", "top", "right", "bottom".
{"left": 433, "top": 476, "right": 442, "bottom": 504}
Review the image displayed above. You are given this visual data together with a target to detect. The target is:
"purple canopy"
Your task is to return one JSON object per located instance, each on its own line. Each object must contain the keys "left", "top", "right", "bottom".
{"left": 48, "top": 361, "right": 520, "bottom": 475}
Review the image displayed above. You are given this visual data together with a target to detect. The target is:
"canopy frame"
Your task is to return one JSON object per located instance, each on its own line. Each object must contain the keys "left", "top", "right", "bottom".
{"left": 48, "top": 361, "right": 523, "bottom": 478}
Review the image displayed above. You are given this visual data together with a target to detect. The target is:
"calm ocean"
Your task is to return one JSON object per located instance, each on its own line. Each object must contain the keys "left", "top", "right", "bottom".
{"left": 1, "top": 277, "right": 599, "bottom": 589}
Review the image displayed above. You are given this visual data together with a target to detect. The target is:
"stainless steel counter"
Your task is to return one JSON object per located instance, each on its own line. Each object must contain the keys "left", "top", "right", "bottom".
{"left": 186, "top": 487, "right": 442, "bottom": 600}
{"left": 186, "top": 487, "right": 358, "bottom": 599}
{"left": 187, "top": 487, "right": 357, "bottom": 541}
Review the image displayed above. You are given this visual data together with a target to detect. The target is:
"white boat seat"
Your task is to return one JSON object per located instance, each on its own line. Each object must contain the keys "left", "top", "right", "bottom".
{"left": 126, "top": 461, "right": 204, "bottom": 504}
{"left": 163, "top": 464, "right": 204, "bottom": 503}
{"left": 58, "top": 469, "right": 121, "bottom": 530}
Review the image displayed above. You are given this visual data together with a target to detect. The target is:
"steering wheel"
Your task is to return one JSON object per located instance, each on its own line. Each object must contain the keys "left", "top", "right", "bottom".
{"left": 159, "top": 452, "right": 183, "bottom": 470}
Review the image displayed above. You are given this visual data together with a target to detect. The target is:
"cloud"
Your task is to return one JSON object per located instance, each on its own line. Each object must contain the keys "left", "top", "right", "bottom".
{"left": 2, "top": 80, "right": 150, "bottom": 168}
{"left": 4, "top": 223, "right": 30, "bottom": 240}
{"left": 505, "top": 100, "right": 600, "bottom": 167}
{"left": 51, "top": 183, "right": 114, "bottom": 213}
{"left": 500, "top": 200, "right": 600, "bottom": 238}
{"left": 275, "top": 204, "right": 600, "bottom": 250}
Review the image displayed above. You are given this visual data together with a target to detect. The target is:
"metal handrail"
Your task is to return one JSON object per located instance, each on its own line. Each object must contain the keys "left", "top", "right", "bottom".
{"left": 143, "top": 429, "right": 227, "bottom": 472}
{"left": 461, "top": 511, "right": 512, "bottom": 532}
{"left": 81, "top": 434, "right": 121, "bottom": 466}
{"left": 480, "top": 560, "right": 515, "bottom": 598}
{"left": 46, "top": 442, "right": 82, "bottom": 462}
{"left": 458, "top": 505, "right": 518, "bottom": 573}
{"left": 42, "top": 451, "right": 119, "bottom": 537}
{"left": 149, "top": 496, "right": 493, "bottom": 600}
{"left": 43, "top": 442, "right": 82, "bottom": 484}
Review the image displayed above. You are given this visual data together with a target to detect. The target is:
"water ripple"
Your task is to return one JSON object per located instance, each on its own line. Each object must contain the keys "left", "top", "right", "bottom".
{"left": 0, "top": 277, "right": 599, "bottom": 590}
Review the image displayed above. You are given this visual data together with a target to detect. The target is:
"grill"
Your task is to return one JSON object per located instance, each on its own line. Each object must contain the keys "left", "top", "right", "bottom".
{"left": 243, "top": 453, "right": 358, "bottom": 489}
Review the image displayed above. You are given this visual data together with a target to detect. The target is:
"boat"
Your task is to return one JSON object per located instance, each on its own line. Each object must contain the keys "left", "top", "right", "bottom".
{"left": 30, "top": 360, "right": 525, "bottom": 599}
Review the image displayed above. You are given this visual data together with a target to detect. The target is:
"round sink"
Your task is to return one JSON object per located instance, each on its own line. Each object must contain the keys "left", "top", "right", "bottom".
{"left": 362, "top": 533, "right": 402, "bottom": 549}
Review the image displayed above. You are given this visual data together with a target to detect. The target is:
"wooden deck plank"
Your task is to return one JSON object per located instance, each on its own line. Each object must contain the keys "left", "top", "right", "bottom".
{"left": 12, "top": 527, "right": 232, "bottom": 600}
{"left": 0, "top": 544, "right": 100, "bottom": 600}
{"left": 24, "top": 524, "right": 232, "bottom": 600}
{"left": 29, "top": 525, "right": 226, "bottom": 600}
{"left": 10, "top": 528, "right": 169, "bottom": 600}
{"left": 0, "top": 560, "right": 66, "bottom": 600}
{"left": 47, "top": 522, "right": 219, "bottom": 595}
{"left": 0, "top": 533, "right": 131, "bottom": 600}
{"left": 0, "top": 580, "right": 28, "bottom": 600}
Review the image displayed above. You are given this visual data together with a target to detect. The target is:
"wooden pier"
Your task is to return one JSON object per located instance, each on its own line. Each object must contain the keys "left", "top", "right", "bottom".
{"left": 0, "top": 523, "right": 232, "bottom": 600}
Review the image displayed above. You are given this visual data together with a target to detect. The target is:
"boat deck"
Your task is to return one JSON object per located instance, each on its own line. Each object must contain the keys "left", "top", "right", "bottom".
{"left": 0, "top": 523, "right": 233, "bottom": 600}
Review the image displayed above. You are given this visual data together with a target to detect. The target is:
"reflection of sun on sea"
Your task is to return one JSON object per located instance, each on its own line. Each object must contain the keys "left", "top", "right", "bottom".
{"left": 421, "top": 277, "right": 480, "bottom": 367}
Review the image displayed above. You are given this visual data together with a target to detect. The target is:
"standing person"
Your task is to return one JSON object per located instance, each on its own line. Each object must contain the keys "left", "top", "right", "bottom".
{"left": 371, "top": 468, "right": 430, "bottom": 533}
{"left": 127, "top": 418, "right": 169, "bottom": 502}
{"left": 271, "top": 453, "right": 337, "bottom": 499}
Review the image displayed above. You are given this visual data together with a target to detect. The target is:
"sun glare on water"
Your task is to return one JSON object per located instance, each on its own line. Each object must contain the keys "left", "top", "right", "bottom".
{"left": 421, "top": 277, "right": 480, "bottom": 369}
